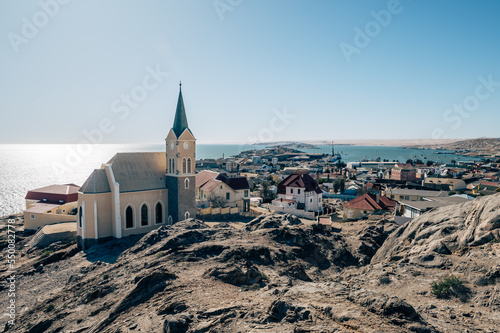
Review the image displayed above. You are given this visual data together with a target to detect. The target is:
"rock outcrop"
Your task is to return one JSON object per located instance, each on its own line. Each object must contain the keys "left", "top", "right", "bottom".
{"left": 2, "top": 204, "right": 499, "bottom": 332}
{"left": 372, "top": 193, "right": 500, "bottom": 263}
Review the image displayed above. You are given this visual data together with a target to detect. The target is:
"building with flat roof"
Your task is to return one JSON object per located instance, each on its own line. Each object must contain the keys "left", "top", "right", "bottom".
{"left": 24, "top": 184, "right": 80, "bottom": 231}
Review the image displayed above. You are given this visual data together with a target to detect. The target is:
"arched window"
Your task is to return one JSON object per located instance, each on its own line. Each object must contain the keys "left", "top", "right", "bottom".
{"left": 141, "top": 204, "right": 149, "bottom": 226}
{"left": 168, "top": 215, "right": 173, "bottom": 225}
{"left": 125, "top": 206, "right": 134, "bottom": 229}
{"left": 79, "top": 206, "right": 83, "bottom": 228}
{"left": 185, "top": 178, "right": 190, "bottom": 189}
{"left": 187, "top": 158, "right": 192, "bottom": 174}
{"left": 185, "top": 211, "right": 190, "bottom": 220}
{"left": 155, "top": 202, "right": 163, "bottom": 224}
{"left": 182, "top": 158, "right": 187, "bottom": 174}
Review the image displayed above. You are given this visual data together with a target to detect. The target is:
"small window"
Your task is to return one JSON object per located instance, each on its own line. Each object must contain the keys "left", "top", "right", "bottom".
{"left": 244, "top": 190, "right": 249, "bottom": 197}
{"left": 310, "top": 199, "right": 313, "bottom": 203}
{"left": 185, "top": 178, "right": 190, "bottom": 189}
{"left": 298, "top": 189, "right": 301, "bottom": 194}
{"left": 79, "top": 206, "right": 83, "bottom": 227}
{"left": 226, "top": 193, "right": 230, "bottom": 200}
{"left": 141, "top": 204, "right": 149, "bottom": 226}
{"left": 30, "top": 214, "right": 35, "bottom": 219}
{"left": 185, "top": 211, "right": 190, "bottom": 220}
{"left": 168, "top": 215, "right": 173, "bottom": 225}
{"left": 290, "top": 189, "right": 294, "bottom": 194}
{"left": 155, "top": 202, "right": 163, "bottom": 224}
{"left": 62, "top": 209, "right": 66, "bottom": 213}
{"left": 125, "top": 206, "right": 134, "bottom": 229}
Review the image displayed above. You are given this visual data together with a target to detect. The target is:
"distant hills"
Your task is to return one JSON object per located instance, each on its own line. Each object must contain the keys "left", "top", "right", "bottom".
{"left": 408, "top": 138, "right": 500, "bottom": 159}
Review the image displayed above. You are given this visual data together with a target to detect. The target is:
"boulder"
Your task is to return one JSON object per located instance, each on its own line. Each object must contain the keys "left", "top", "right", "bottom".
{"left": 372, "top": 193, "right": 500, "bottom": 264}
{"left": 204, "top": 263, "right": 262, "bottom": 286}
{"left": 245, "top": 214, "right": 301, "bottom": 231}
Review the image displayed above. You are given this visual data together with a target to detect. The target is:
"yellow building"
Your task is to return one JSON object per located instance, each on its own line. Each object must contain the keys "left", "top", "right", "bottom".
{"left": 24, "top": 184, "right": 79, "bottom": 231}
{"left": 77, "top": 84, "right": 196, "bottom": 249}
{"left": 196, "top": 170, "right": 250, "bottom": 212}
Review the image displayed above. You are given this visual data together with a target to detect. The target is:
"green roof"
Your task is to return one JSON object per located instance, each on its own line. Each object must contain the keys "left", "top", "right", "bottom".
{"left": 172, "top": 84, "right": 189, "bottom": 137}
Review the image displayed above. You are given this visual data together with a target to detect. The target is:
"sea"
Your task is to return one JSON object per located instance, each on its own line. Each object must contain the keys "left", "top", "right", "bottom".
{"left": 0, "top": 144, "right": 473, "bottom": 217}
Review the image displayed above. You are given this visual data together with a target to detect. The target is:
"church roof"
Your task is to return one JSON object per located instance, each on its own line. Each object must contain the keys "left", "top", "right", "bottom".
{"left": 172, "top": 84, "right": 189, "bottom": 137}
{"left": 79, "top": 169, "right": 111, "bottom": 194}
{"left": 107, "top": 152, "right": 167, "bottom": 193}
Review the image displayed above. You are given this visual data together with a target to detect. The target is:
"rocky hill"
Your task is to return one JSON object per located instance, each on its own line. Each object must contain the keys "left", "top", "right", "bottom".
{"left": 1, "top": 194, "right": 500, "bottom": 332}
{"left": 407, "top": 138, "right": 500, "bottom": 158}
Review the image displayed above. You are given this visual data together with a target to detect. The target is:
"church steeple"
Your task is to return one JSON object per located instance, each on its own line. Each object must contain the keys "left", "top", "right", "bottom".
{"left": 165, "top": 82, "right": 196, "bottom": 225}
{"left": 172, "top": 82, "right": 189, "bottom": 137}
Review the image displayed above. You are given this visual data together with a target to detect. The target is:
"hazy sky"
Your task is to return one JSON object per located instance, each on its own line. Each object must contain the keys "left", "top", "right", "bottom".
{"left": 1, "top": 0, "right": 499, "bottom": 144}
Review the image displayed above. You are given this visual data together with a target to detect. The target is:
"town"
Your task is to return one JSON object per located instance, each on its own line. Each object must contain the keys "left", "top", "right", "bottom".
{"left": 22, "top": 135, "right": 500, "bottom": 241}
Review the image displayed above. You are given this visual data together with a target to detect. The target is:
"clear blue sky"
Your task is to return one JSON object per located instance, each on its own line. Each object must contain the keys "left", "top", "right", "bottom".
{"left": 1, "top": 0, "right": 499, "bottom": 144}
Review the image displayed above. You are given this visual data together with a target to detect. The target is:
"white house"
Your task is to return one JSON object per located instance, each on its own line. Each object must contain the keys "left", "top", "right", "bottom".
{"left": 276, "top": 172, "right": 323, "bottom": 212}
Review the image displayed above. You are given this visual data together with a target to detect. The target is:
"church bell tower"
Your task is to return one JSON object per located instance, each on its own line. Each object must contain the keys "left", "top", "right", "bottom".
{"left": 165, "top": 83, "right": 196, "bottom": 223}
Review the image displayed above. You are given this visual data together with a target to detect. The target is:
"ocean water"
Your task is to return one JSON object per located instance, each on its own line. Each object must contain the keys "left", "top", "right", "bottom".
{"left": 0, "top": 144, "right": 471, "bottom": 217}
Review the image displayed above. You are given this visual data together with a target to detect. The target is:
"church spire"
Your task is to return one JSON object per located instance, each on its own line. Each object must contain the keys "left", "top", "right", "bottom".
{"left": 172, "top": 82, "right": 189, "bottom": 137}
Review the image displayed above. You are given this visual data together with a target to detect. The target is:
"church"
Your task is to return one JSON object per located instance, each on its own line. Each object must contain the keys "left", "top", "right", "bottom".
{"left": 76, "top": 84, "right": 196, "bottom": 249}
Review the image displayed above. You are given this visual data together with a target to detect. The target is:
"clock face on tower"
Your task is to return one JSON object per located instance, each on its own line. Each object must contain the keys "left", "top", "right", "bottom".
{"left": 183, "top": 142, "right": 190, "bottom": 150}
{"left": 169, "top": 142, "right": 174, "bottom": 150}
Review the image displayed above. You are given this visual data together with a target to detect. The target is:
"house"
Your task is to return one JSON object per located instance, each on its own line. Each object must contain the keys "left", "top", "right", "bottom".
{"left": 24, "top": 184, "right": 80, "bottom": 231}
{"left": 76, "top": 84, "right": 196, "bottom": 249}
{"left": 423, "top": 178, "right": 467, "bottom": 191}
{"left": 390, "top": 164, "right": 417, "bottom": 182}
{"left": 395, "top": 196, "right": 471, "bottom": 221}
{"left": 383, "top": 188, "right": 448, "bottom": 201}
{"left": 477, "top": 181, "right": 500, "bottom": 192}
{"left": 276, "top": 172, "right": 323, "bottom": 212}
{"left": 195, "top": 170, "right": 251, "bottom": 212}
{"left": 343, "top": 193, "right": 396, "bottom": 220}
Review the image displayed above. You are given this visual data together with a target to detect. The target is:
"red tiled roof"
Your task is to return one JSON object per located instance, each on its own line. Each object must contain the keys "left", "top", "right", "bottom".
{"left": 25, "top": 184, "right": 80, "bottom": 204}
{"left": 196, "top": 170, "right": 219, "bottom": 188}
{"left": 480, "top": 181, "right": 500, "bottom": 187}
{"left": 343, "top": 193, "right": 396, "bottom": 211}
